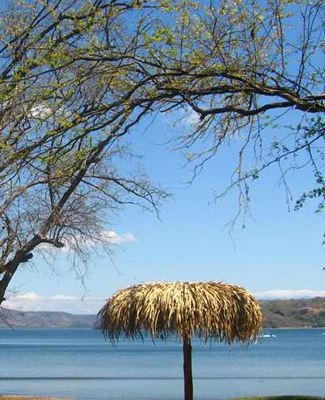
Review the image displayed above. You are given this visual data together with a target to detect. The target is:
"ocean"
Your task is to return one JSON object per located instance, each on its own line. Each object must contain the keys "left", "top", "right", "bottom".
{"left": 0, "top": 328, "right": 324, "bottom": 399}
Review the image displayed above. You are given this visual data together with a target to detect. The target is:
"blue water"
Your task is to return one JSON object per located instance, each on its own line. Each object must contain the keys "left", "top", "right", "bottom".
{"left": 0, "top": 328, "right": 324, "bottom": 399}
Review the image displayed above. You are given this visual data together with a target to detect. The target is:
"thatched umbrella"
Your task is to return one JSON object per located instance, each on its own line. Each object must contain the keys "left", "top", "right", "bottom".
{"left": 98, "top": 281, "right": 262, "bottom": 400}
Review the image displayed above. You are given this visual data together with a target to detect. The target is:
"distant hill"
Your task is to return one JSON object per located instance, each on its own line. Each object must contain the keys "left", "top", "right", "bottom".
{"left": 261, "top": 297, "right": 325, "bottom": 328}
{"left": 0, "top": 308, "right": 96, "bottom": 328}
{"left": 1, "top": 297, "right": 325, "bottom": 329}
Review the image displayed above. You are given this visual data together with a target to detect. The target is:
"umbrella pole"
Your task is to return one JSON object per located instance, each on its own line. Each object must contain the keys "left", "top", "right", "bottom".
{"left": 183, "top": 336, "right": 193, "bottom": 400}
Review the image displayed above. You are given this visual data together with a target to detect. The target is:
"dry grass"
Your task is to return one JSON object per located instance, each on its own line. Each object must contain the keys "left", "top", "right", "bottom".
{"left": 99, "top": 281, "right": 262, "bottom": 343}
{"left": 236, "top": 397, "right": 325, "bottom": 400}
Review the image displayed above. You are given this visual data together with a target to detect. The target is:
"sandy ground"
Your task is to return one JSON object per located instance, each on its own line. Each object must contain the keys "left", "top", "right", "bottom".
{"left": 0, "top": 397, "right": 68, "bottom": 399}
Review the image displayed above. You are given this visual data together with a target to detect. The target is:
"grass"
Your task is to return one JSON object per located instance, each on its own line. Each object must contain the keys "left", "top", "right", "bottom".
{"left": 236, "top": 397, "right": 325, "bottom": 400}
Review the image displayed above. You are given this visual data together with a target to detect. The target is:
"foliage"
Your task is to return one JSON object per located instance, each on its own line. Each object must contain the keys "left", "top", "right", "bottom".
{"left": 142, "top": 0, "right": 325, "bottom": 225}
{"left": 0, "top": 0, "right": 174, "bottom": 305}
{"left": 0, "top": 0, "right": 324, "bottom": 307}
{"left": 294, "top": 118, "right": 325, "bottom": 215}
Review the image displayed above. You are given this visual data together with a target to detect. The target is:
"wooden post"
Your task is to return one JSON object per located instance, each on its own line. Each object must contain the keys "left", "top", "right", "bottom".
{"left": 183, "top": 336, "right": 193, "bottom": 400}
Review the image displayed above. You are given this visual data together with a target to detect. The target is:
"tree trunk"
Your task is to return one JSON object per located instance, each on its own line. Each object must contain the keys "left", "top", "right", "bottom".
{"left": 0, "top": 272, "right": 11, "bottom": 305}
{"left": 183, "top": 336, "right": 193, "bottom": 400}
{"left": 0, "top": 237, "right": 41, "bottom": 306}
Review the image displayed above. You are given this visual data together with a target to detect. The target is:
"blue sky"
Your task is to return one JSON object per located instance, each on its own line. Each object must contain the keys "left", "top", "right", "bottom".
{"left": 4, "top": 110, "right": 325, "bottom": 314}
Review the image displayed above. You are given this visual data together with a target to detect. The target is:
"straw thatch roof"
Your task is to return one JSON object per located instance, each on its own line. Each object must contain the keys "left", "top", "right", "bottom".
{"left": 99, "top": 281, "right": 262, "bottom": 344}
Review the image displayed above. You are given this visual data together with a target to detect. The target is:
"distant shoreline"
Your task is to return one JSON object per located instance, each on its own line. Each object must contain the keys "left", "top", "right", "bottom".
{"left": 1, "top": 297, "right": 325, "bottom": 329}
{"left": 1, "top": 324, "right": 325, "bottom": 330}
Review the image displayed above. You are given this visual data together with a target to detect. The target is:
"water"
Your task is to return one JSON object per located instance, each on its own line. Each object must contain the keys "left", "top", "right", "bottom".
{"left": 0, "top": 328, "right": 324, "bottom": 399}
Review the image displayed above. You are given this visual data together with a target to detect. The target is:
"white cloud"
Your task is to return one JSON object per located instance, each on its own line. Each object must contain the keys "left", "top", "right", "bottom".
{"left": 254, "top": 289, "right": 325, "bottom": 300}
{"left": 183, "top": 109, "right": 200, "bottom": 126}
{"left": 65, "top": 230, "right": 137, "bottom": 251}
{"left": 92, "top": 230, "right": 137, "bottom": 246}
{"left": 38, "top": 230, "right": 137, "bottom": 253}
{"left": 29, "top": 103, "right": 69, "bottom": 120}
{"left": 4, "top": 293, "right": 105, "bottom": 314}
{"left": 10, "top": 292, "right": 40, "bottom": 301}
{"left": 52, "top": 294, "right": 78, "bottom": 300}
{"left": 165, "top": 107, "right": 200, "bottom": 129}
{"left": 29, "top": 104, "right": 52, "bottom": 119}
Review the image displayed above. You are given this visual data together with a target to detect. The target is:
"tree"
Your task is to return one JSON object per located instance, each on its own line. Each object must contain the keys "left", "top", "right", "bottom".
{"left": 0, "top": 0, "right": 175, "bottom": 306}
{"left": 1, "top": 0, "right": 324, "bottom": 307}
{"left": 137, "top": 0, "right": 325, "bottom": 223}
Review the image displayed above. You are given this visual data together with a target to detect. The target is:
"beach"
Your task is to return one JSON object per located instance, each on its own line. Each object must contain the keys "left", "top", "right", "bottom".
{"left": 0, "top": 397, "right": 65, "bottom": 399}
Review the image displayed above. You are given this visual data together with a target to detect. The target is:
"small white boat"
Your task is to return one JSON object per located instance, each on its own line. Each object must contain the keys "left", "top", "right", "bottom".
{"left": 260, "top": 333, "right": 277, "bottom": 338}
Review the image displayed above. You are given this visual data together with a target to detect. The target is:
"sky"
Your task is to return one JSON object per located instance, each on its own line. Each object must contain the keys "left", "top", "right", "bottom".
{"left": 3, "top": 109, "right": 325, "bottom": 315}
